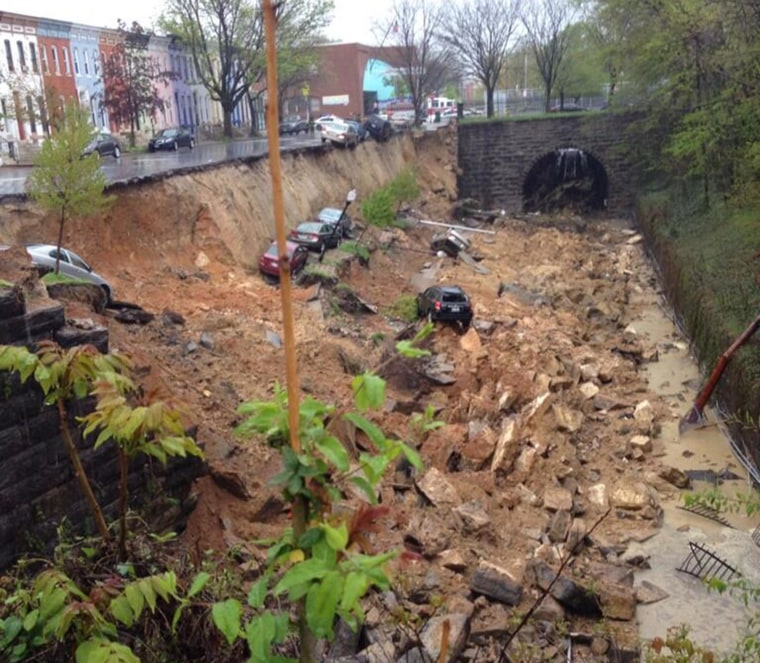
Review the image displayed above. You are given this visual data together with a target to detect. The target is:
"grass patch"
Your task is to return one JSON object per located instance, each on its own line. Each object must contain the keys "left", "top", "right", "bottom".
{"left": 0, "top": 279, "right": 14, "bottom": 288}
{"left": 40, "top": 272, "right": 91, "bottom": 287}
{"left": 386, "top": 294, "right": 418, "bottom": 322}
{"left": 340, "top": 241, "right": 370, "bottom": 262}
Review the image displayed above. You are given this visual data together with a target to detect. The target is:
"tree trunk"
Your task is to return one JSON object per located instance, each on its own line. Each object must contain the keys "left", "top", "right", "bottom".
{"left": 247, "top": 95, "right": 259, "bottom": 136}
{"left": 57, "top": 399, "right": 111, "bottom": 542}
{"left": 55, "top": 208, "right": 65, "bottom": 275}
{"left": 486, "top": 87, "right": 495, "bottom": 118}
{"left": 222, "top": 105, "right": 234, "bottom": 138}
{"left": 118, "top": 445, "right": 129, "bottom": 561}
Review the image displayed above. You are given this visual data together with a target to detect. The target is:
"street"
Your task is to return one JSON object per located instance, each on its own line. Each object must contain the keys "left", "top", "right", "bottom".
{"left": 0, "top": 133, "right": 322, "bottom": 198}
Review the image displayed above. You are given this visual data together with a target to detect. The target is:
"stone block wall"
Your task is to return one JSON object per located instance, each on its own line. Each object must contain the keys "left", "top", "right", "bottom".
{"left": 457, "top": 113, "right": 639, "bottom": 213}
{"left": 0, "top": 286, "right": 204, "bottom": 570}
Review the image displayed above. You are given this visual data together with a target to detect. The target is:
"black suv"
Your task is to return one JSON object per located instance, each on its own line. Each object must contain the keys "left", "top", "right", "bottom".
{"left": 363, "top": 114, "right": 392, "bottom": 142}
{"left": 416, "top": 285, "right": 473, "bottom": 327}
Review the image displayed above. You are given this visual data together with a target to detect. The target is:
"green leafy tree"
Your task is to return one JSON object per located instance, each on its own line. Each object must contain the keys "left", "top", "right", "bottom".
{"left": 81, "top": 380, "right": 204, "bottom": 561}
{"left": 388, "top": 165, "right": 420, "bottom": 214}
{"left": 101, "top": 21, "right": 173, "bottom": 148}
{"left": 26, "top": 102, "right": 113, "bottom": 274}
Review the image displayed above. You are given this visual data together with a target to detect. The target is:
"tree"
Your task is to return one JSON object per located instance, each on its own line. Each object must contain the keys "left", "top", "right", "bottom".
{"left": 26, "top": 102, "right": 113, "bottom": 274}
{"left": 521, "top": 0, "right": 578, "bottom": 112}
{"left": 376, "top": 0, "right": 456, "bottom": 127}
{"left": 101, "top": 21, "right": 172, "bottom": 147}
{"left": 160, "top": 0, "right": 265, "bottom": 138}
{"left": 440, "top": 0, "right": 522, "bottom": 118}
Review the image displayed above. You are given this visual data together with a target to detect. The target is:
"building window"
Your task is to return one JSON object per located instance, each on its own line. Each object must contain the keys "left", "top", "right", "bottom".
{"left": 62, "top": 47, "right": 70, "bottom": 75}
{"left": 39, "top": 45, "right": 48, "bottom": 74}
{"left": 51, "top": 46, "right": 60, "bottom": 74}
{"left": 29, "top": 43, "right": 38, "bottom": 73}
{"left": 37, "top": 95, "right": 49, "bottom": 134}
{"left": 93, "top": 50, "right": 99, "bottom": 76}
{"left": 83, "top": 50, "right": 89, "bottom": 75}
{"left": 16, "top": 41, "right": 26, "bottom": 71}
{"left": 4, "top": 40, "right": 14, "bottom": 72}
{"left": 26, "top": 95, "right": 36, "bottom": 134}
{"left": 73, "top": 48, "right": 79, "bottom": 74}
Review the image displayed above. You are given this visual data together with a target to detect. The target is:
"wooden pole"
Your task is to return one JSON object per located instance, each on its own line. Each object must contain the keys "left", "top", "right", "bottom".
{"left": 263, "top": 0, "right": 301, "bottom": 455}
{"left": 262, "top": 4, "right": 315, "bottom": 661}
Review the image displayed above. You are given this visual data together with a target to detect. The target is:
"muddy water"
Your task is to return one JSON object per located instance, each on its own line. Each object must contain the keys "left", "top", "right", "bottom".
{"left": 628, "top": 258, "right": 760, "bottom": 655}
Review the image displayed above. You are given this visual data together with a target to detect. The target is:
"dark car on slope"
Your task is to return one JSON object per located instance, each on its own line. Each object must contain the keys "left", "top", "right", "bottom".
{"left": 148, "top": 127, "right": 195, "bottom": 152}
{"left": 317, "top": 207, "right": 353, "bottom": 238}
{"left": 258, "top": 240, "right": 309, "bottom": 278}
{"left": 416, "top": 285, "right": 473, "bottom": 327}
{"left": 364, "top": 114, "right": 392, "bottom": 142}
{"left": 288, "top": 221, "right": 342, "bottom": 252}
{"left": 279, "top": 118, "right": 310, "bottom": 135}
{"left": 82, "top": 132, "right": 122, "bottom": 159}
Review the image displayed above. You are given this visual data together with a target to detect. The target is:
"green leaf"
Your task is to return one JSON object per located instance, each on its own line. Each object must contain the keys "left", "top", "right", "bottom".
{"left": 397, "top": 440, "right": 424, "bottom": 470}
{"left": 188, "top": 572, "right": 211, "bottom": 598}
{"left": 137, "top": 578, "right": 156, "bottom": 612}
{"left": 343, "top": 412, "right": 386, "bottom": 449}
{"left": 273, "top": 558, "right": 330, "bottom": 597}
{"left": 124, "top": 584, "right": 145, "bottom": 619}
{"left": 322, "top": 522, "right": 349, "bottom": 551}
{"left": 314, "top": 435, "right": 350, "bottom": 471}
{"left": 110, "top": 596, "right": 134, "bottom": 627}
{"left": 305, "top": 571, "right": 343, "bottom": 639}
{"left": 211, "top": 599, "right": 242, "bottom": 646}
{"left": 351, "top": 372, "right": 386, "bottom": 411}
{"left": 395, "top": 340, "right": 431, "bottom": 358}
{"left": 245, "top": 613, "right": 277, "bottom": 663}
{"left": 22, "top": 609, "right": 38, "bottom": 632}
{"left": 247, "top": 576, "right": 269, "bottom": 609}
{"left": 340, "top": 571, "right": 371, "bottom": 614}
{"left": 349, "top": 476, "right": 378, "bottom": 503}
{"left": 75, "top": 639, "right": 110, "bottom": 663}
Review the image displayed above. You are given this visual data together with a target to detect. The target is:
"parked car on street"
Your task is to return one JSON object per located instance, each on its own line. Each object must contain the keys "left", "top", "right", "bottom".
{"left": 23, "top": 243, "right": 114, "bottom": 301}
{"left": 288, "top": 221, "right": 343, "bottom": 252}
{"left": 363, "top": 114, "right": 392, "bottom": 142}
{"left": 258, "top": 240, "right": 309, "bottom": 278}
{"left": 316, "top": 207, "right": 353, "bottom": 237}
{"left": 82, "top": 132, "right": 121, "bottom": 159}
{"left": 279, "top": 118, "right": 310, "bottom": 135}
{"left": 549, "top": 103, "right": 587, "bottom": 113}
{"left": 320, "top": 121, "right": 359, "bottom": 148}
{"left": 343, "top": 119, "right": 367, "bottom": 142}
{"left": 148, "top": 127, "right": 195, "bottom": 152}
{"left": 416, "top": 285, "right": 473, "bottom": 327}
{"left": 314, "top": 115, "right": 338, "bottom": 130}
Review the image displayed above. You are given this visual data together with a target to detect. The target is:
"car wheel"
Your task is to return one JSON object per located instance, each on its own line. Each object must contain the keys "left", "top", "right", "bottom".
{"left": 172, "top": 141, "right": 178, "bottom": 151}
{"left": 427, "top": 310, "right": 434, "bottom": 324}
{"left": 113, "top": 145, "right": 121, "bottom": 158}
{"left": 101, "top": 285, "right": 112, "bottom": 305}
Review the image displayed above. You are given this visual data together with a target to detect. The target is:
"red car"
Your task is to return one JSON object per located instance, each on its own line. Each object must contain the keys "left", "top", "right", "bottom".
{"left": 258, "top": 240, "right": 309, "bottom": 278}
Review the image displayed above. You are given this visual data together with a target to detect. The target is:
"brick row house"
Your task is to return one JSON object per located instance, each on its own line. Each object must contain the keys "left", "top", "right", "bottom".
{"left": 0, "top": 10, "right": 415, "bottom": 150}
{"left": 0, "top": 11, "right": 223, "bottom": 148}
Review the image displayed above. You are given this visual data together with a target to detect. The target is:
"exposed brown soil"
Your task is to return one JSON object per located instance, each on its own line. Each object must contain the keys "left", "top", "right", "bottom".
{"left": 1, "top": 129, "right": 685, "bottom": 659}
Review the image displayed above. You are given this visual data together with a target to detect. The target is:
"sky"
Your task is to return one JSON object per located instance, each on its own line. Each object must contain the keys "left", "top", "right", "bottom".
{"left": 1, "top": 0, "right": 390, "bottom": 45}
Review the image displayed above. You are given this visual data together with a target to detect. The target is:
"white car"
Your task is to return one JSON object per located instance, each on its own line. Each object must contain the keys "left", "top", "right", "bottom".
{"left": 314, "top": 115, "right": 339, "bottom": 130}
{"left": 320, "top": 121, "right": 359, "bottom": 148}
{"left": 25, "top": 244, "right": 114, "bottom": 302}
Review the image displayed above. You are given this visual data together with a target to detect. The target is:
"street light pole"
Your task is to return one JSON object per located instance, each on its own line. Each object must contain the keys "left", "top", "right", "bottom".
{"left": 319, "top": 188, "right": 357, "bottom": 263}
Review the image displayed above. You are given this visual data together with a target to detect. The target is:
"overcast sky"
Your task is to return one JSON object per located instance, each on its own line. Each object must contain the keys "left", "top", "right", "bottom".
{"left": 1, "top": 0, "right": 390, "bottom": 45}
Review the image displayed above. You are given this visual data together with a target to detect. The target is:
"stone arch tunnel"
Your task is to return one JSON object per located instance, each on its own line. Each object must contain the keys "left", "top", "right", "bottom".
{"left": 456, "top": 113, "right": 639, "bottom": 214}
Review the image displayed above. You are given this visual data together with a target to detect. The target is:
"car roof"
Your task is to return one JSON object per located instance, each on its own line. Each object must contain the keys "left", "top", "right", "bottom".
{"left": 318, "top": 207, "right": 343, "bottom": 219}
{"left": 430, "top": 285, "right": 466, "bottom": 294}
{"left": 296, "top": 221, "right": 326, "bottom": 230}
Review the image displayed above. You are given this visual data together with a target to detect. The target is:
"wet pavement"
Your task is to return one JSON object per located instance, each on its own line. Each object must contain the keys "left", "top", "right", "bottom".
{"left": 631, "top": 260, "right": 760, "bottom": 656}
{"left": 0, "top": 133, "right": 323, "bottom": 199}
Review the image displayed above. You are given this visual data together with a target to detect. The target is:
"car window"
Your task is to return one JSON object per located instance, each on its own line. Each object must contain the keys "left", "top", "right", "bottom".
{"left": 298, "top": 223, "right": 323, "bottom": 233}
{"left": 265, "top": 244, "right": 278, "bottom": 257}
{"left": 442, "top": 291, "right": 466, "bottom": 302}
{"left": 69, "top": 252, "right": 90, "bottom": 270}
{"left": 47, "top": 248, "right": 70, "bottom": 263}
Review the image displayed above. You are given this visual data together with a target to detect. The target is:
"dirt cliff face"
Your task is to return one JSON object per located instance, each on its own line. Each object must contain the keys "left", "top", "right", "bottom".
{"left": 1, "top": 128, "right": 690, "bottom": 658}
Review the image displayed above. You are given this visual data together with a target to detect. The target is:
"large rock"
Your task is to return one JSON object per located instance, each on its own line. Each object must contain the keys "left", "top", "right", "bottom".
{"left": 469, "top": 560, "right": 524, "bottom": 606}
{"left": 543, "top": 485, "right": 574, "bottom": 512}
{"left": 420, "top": 613, "right": 471, "bottom": 663}
{"left": 552, "top": 403, "right": 584, "bottom": 432}
{"left": 452, "top": 500, "right": 492, "bottom": 534}
{"left": 610, "top": 482, "right": 654, "bottom": 510}
{"left": 491, "top": 417, "right": 519, "bottom": 472}
{"left": 416, "top": 467, "right": 460, "bottom": 507}
{"left": 407, "top": 511, "right": 452, "bottom": 557}
{"left": 530, "top": 560, "right": 601, "bottom": 616}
